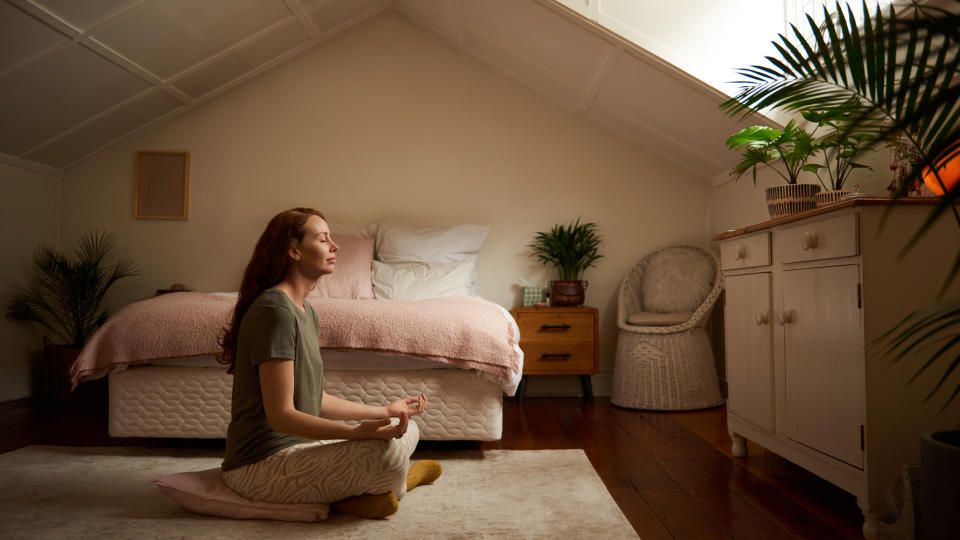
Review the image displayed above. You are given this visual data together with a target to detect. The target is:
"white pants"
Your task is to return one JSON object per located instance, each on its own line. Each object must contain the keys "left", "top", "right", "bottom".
{"left": 222, "top": 421, "right": 420, "bottom": 504}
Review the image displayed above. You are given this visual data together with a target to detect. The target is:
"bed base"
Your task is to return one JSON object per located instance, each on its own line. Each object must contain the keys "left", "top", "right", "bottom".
{"left": 108, "top": 366, "right": 503, "bottom": 440}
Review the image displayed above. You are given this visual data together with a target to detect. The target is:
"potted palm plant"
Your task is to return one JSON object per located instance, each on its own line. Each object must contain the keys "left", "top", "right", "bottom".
{"left": 5, "top": 231, "right": 138, "bottom": 400}
{"left": 725, "top": 119, "right": 822, "bottom": 218}
{"left": 528, "top": 219, "right": 603, "bottom": 306}
{"left": 801, "top": 99, "right": 874, "bottom": 205}
{"left": 720, "top": 2, "right": 959, "bottom": 537}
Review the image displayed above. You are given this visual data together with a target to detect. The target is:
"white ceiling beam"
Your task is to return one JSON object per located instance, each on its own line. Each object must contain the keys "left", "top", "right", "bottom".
{"left": 283, "top": 0, "right": 323, "bottom": 41}
{"left": 579, "top": 45, "right": 620, "bottom": 114}
{"left": 6, "top": 0, "right": 82, "bottom": 38}
{"left": 0, "top": 152, "right": 63, "bottom": 177}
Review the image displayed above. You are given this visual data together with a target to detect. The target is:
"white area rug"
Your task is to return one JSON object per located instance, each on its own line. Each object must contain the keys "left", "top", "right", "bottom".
{"left": 0, "top": 446, "right": 638, "bottom": 539}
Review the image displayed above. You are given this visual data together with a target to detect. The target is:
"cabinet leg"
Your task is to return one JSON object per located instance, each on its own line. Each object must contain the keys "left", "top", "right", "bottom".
{"left": 731, "top": 434, "right": 748, "bottom": 457}
{"left": 515, "top": 376, "right": 527, "bottom": 405}
{"left": 580, "top": 375, "right": 594, "bottom": 405}
{"left": 862, "top": 512, "right": 881, "bottom": 540}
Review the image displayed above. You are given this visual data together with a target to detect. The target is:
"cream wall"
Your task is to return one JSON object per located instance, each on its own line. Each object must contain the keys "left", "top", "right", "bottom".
{"left": 57, "top": 11, "right": 713, "bottom": 397}
{"left": 0, "top": 162, "right": 61, "bottom": 401}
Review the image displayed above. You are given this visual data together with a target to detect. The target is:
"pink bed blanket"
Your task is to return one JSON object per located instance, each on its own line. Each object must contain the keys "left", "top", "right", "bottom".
{"left": 70, "top": 292, "right": 522, "bottom": 393}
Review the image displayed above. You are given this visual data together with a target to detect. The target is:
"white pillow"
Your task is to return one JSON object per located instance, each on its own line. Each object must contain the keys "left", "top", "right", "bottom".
{"left": 372, "top": 259, "right": 475, "bottom": 300}
{"left": 329, "top": 222, "right": 378, "bottom": 239}
{"left": 375, "top": 222, "right": 489, "bottom": 295}
{"left": 376, "top": 223, "right": 489, "bottom": 263}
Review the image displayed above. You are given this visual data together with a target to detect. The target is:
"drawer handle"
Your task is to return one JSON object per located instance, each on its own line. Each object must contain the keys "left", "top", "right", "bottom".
{"left": 540, "top": 324, "right": 571, "bottom": 330}
{"left": 755, "top": 310, "right": 769, "bottom": 325}
{"left": 801, "top": 232, "right": 818, "bottom": 250}
{"left": 776, "top": 310, "right": 794, "bottom": 325}
{"left": 733, "top": 245, "right": 746, "bottom": 260}
{"left": 540, "top": 353, "right": 572, "bottom": 360}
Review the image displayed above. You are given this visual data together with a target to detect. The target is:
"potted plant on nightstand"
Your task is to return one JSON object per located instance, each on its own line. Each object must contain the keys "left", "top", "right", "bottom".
{"left": 528, "top": 218, "right": 603, "bottom": 306}
{"left": 726, "top": 119, "right": 822, "bottom": 218}
{"left": 5, "top": 231, "right": 138, "bottom": 401}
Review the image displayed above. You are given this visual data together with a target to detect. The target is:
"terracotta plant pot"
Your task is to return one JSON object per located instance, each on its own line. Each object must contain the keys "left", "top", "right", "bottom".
{"left": 549, "top": 280, "right": 587, "bottom": 307}
{"left": 765, "top": 184, "right": 821, "bottom": 218}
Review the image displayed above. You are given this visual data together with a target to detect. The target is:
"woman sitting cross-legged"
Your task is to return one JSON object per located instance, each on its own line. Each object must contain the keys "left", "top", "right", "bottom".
{"left": 218, "top": 207, "right": 441, "bottom": 518}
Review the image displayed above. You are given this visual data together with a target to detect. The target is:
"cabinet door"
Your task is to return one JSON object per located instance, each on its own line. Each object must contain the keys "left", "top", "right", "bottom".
{"left": 781, "top": 265, "right": 864, "bottom": 468}
{"left": 724, "top": 273, "right": 775, "bottom": 431}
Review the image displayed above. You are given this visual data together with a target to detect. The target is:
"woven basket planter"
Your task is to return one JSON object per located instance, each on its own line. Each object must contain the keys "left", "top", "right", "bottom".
{"left": 816, "top": 189, "right": 854, "bottom": 206}
{"left": 765, "top": 184, "right": 821, "bottom": 218}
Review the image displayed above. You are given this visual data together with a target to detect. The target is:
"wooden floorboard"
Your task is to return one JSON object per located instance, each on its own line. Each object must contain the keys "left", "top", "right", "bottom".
{"left": 0, "top": 395, "right": 865, "bottom": 539}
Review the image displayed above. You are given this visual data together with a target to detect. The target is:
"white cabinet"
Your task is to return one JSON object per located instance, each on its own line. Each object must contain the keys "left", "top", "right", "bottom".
{"left": 781, "top": 264, "right": 864, "bottom": 469}
{"left": 723, "top": 272, "right": 774, "bottom": 432}
{"left": 717, "top": 200, "right": 960, "bottom": 540}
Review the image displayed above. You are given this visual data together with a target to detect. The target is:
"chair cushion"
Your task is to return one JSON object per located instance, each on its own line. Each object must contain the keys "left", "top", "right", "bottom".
{"left": 627, "top": 311, "right": 693, "bottom": 326}
{"left": 152, "top": 468, "right": 329, "bottom": 522}
{"left": 641, "top": 248, "right": 716, "bottom": 312}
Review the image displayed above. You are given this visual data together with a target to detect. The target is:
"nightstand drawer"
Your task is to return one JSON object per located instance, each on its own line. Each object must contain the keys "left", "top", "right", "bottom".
{"left": 521, "top": 343, "right": 596, "bottom": 374}
{"left": 515, "top": 311, "right": 595, "bottom": 343}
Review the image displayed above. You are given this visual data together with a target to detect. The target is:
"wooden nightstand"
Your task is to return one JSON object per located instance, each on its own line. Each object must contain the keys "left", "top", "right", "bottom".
{"left": 511, "top": 306, "right": 599, "bottom": 404}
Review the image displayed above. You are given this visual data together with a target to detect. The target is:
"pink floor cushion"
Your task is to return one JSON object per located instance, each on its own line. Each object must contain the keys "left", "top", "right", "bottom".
{"left": 152, "top": 468, "right": 329, "bottom": 522}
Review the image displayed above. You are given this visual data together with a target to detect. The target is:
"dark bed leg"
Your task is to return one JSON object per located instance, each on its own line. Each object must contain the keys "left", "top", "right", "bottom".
{"left": 580, "top": 375, "right": 594, "bottom": 405}
{"left": 515, "top": 376, "right": 527, "bottom": 404}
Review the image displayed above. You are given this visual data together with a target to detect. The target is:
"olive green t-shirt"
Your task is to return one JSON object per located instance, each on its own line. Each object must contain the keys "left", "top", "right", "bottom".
{"left": 222, "top": 289, "right": 323, "bottom": 472}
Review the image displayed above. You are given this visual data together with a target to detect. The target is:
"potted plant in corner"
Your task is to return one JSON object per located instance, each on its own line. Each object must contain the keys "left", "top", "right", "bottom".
{"left": 725, "top": 119, "right": 822, "bottom": 218}
{"left": 5, "top": 231, "right": 138, "bottom": 401}
{"left": 528, "top": 218, "right": 603, "bottom": 307}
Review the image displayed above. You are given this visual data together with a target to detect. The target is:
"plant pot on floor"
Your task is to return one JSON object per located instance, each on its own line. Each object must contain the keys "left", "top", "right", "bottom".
{"left": 765, "top": 184, "right": 821, "bottom": 218}
{"left": 920, "top": 430, "right": 960, "bottom": 540}
{"left": 38, "top": 342, "right": 81, "bottom": 401}
{"left": 549, "top": 280, "right": 587, "bottom": 307}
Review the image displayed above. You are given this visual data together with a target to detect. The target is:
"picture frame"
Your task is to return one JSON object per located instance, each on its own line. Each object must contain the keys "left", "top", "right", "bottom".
{"left": 135, "top": 151, "right": 189, "bottom": 219}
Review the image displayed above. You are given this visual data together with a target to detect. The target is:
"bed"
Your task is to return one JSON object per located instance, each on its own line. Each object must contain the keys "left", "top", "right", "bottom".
{"left": 70, "top": 222, "right": 523, "bottom": 441}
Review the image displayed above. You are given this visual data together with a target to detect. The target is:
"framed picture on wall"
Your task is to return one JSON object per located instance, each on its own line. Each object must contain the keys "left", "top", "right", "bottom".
{"left": 135, "top": 151, "right": 190, "bottom": 219}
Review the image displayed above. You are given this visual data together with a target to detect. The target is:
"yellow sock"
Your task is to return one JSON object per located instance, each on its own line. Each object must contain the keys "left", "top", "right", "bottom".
{"left": 406, "top": 460, "right": 442, "bottom": 492}
{"left": 331, "top": 492, "right": 398, "bottom": 519}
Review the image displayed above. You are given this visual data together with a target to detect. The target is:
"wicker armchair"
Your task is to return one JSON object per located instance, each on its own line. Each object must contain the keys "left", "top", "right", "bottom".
{"left": 611, "top": 245, "right": 723, "bottom": 410}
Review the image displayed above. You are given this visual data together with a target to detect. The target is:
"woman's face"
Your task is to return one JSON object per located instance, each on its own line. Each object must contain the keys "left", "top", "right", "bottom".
{"left": 291, "top": 215, "right": 339, "bottom": 278}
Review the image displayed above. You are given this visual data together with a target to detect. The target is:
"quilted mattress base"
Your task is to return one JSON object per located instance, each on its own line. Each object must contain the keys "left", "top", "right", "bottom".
{"left": 108, "top": 367, "right": 503, "bottom": 440}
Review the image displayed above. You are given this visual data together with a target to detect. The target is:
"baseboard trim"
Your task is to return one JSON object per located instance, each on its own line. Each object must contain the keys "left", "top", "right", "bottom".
{"left": 0, "top": 397, "right": 33, "bottom": 413}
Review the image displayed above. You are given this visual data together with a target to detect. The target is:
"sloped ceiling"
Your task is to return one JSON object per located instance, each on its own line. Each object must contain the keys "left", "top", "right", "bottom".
{"left": 0, "top": 0, "right": 753, "bottom": 179}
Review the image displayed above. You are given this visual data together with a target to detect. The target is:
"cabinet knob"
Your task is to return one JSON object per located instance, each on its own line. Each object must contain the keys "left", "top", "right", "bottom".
{"left": 776, "top": 310, "right": 794, "bottom": 325}
{"left": 733, "top": 245, "right": 746, "bottom": 260}
{"left": 755, "top": 310, "right": 769, "bottom": 325}
{"left": 801, "top": 232, "right": 819, "bottom": 250}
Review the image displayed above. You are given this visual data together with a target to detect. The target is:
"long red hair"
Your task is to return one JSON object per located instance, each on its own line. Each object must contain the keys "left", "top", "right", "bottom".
{"left": 218, "top": 207, "right": 325, "bottom": 373}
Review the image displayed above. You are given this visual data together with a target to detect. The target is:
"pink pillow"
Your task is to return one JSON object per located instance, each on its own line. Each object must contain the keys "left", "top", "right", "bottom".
{"left": 310, "top": 235, "right": 374, "bottom": 299}
{"left": 152, "top": 468, "right": 329, "bottom": 521}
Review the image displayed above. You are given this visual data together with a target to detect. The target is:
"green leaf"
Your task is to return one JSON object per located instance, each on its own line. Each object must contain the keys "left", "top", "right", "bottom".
{"left": 528, "top": 219, "right": 603, "bottom": 281}
{"left": 5, "top": 231, "right": 139, "bottom": 347}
